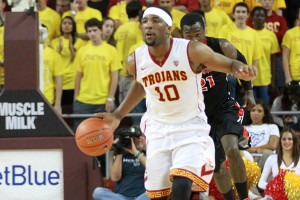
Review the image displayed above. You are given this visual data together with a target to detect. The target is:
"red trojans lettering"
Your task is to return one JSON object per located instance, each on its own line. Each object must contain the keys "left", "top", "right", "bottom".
{"left": 142, "top": 70, "right": 187, "bottom": 87}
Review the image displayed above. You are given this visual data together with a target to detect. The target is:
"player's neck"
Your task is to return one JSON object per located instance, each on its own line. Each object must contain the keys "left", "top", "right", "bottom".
{"left": 149, "top": 38, "right": 171, "bottom": 61}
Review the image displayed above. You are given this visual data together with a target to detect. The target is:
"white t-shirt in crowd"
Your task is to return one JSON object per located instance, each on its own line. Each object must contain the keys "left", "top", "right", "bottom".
{"left": 244, "top": 124, "right": 280, "bottom": 147}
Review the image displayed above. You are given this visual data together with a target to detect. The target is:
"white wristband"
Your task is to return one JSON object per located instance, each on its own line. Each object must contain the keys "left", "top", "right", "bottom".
{"left": 107, "top": 97, "right": 115, "bottom": 102}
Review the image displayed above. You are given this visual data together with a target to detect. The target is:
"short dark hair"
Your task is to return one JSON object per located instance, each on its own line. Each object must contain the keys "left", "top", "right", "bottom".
{"left": 180, "top": 13, "right": 205, "bottom": 30}
{"left": 233, "top": 2, "right": 249, "bottom": 13}
{"left": 85, "top": 18, "right": 101, "bottom": 31}
{"left": 126, "top": 0, "right": 142, "bottom": 19}
{"left": 251, "top": 6, "right": 267, "bottom": 17}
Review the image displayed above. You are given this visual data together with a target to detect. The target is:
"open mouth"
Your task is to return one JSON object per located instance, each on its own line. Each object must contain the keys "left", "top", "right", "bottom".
{"left": 146, "top": 32, "right": 155, "bottom": 38}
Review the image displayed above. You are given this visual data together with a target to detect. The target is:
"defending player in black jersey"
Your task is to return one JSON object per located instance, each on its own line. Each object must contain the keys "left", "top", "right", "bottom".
{"left": 181, "top": 13, "right": 256, "bottom": 200}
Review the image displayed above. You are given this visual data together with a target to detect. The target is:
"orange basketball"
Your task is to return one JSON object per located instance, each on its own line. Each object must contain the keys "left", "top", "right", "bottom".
{"left": 75, "top": 118, "right": 114, "bottom": 156}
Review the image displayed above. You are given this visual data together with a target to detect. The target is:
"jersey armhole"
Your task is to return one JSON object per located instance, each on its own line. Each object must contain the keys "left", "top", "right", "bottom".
{"left": 187, "top": 40, "right": 202, "bottom": 75}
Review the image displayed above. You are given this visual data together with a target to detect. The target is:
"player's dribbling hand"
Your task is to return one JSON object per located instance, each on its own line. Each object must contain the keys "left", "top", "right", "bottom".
{"left": 232, "top": 61, "right": 257, "bottom": 81}
{"left": 94, "top": 112, "right": 121, "bottom": 130}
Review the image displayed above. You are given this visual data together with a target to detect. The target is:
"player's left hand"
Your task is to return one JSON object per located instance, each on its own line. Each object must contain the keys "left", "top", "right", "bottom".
{"left": 232, "top": 61, "right": 257, "bottom": 81}
{"left": 243, "top": 90, "right": 256, "bottom": 111}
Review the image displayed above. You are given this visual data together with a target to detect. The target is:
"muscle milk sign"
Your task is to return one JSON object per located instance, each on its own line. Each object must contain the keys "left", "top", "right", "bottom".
{"left": 0, "top": 90, "right": 72, "bottom": 137}
{"left": 0, "top": 102, "right": 44, "bottom": 130}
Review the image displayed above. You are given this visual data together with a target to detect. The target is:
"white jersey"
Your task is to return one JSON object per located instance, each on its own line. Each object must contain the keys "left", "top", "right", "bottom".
{"left": 134, "top": 38, "right": 206, "bottom": 124}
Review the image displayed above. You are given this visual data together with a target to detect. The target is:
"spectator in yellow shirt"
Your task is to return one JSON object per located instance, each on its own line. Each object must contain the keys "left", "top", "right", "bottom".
{"left": 37, "top": 0, "right": 61, "bottom": 43}
{"left": 199, "top": 0, "right": 233, "bottom": 38}
{"left": 210, "top": 0, "right": 243, "bottom": 18}
{"left": 51, "top": 16, "right": 85, "bottom": 109}
{"left": 62, "top": 0, "right": 102, "bottom": 40}
{"left": 40, "top": 25, "right": 63, "bottom": 114}
{"left": 219, "top": 2, "right": 261, "bottom": 105}
{"left": 252, "top": 6, "right": 280, "bottom": 104}
{"left": 73, "top": 18, "right": 122, "bottom": 130}
{"left": 282, "top": 24, "right": 300, "bottom": 84}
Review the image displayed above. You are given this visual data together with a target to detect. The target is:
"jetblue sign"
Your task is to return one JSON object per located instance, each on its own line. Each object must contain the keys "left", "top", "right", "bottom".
{"left": 0, "top": 165, "right": 60, "bottom": 186}
{"left": 0, "top": 149, "right": 64, "bottom": 200}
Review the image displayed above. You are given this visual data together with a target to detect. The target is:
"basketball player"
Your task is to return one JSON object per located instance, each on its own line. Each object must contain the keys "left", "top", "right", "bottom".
{"left": 95, "top": 6, "right": 256, "bottom": 200}
{"left": 181, "top": 12, "right": 254, "bottom": 200}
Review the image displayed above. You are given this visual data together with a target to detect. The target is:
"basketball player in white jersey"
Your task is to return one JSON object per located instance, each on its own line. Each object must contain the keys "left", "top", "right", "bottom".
{"left": 95, "top": 6, "right": 256, "bottom": 200}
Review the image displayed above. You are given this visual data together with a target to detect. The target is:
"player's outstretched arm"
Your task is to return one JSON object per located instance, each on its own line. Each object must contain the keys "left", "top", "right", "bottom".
{"left": 188, "top": 41, "right": 257, "bottom": 81}
{"left": 94, "top": 53, "right": 146, "bottom": 130}
{"left": 219, "top": 39, "right": 256, "bottom": 110}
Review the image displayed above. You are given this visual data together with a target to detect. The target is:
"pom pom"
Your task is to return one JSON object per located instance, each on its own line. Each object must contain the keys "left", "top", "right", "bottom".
{"left": 284, "top": 171, "right": 300, "bottom": 200}
{"left": 244, "top": 158, "right": 261, "bottom": 187}
{"left": 209, "top": 177, "right": 225, "bottom": 200}
{"left": 265, "top": 170, "right": 288, "bottom": 200}
{"left": 209, "top": 158, "right": 261, "bottom": 200}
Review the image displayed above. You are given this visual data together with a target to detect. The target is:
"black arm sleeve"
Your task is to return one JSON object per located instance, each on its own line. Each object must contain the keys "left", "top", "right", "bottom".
{"left": 237, "top": 50, "right": 252, "bottom": 90}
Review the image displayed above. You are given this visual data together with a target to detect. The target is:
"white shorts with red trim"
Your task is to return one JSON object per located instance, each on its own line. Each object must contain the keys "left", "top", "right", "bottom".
{"left": 140, "top": 113, "right": 215, "bottom": 199}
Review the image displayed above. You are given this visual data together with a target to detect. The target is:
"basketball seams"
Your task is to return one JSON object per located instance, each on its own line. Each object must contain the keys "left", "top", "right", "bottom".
{"left": 77, "top": 130, "right": 114, "bottom": 148}
{"left": 76, "top": 127, "right": 113, "bottom": 140}
{"left": 75, "top": 117, "right": 114, "bottom": 156}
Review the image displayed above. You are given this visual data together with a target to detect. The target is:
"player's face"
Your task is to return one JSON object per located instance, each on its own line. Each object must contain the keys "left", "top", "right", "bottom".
{"left": 261, "top": 0, "right": 274, "bottom": 10}
{"left": 141, "top": 15, "right": 170, "bottom": 46}
{"left": 182, "top": 22, "right": 205, "bottom": 43}
{"left": 250, "top": 104, "right": 264, "bottom": 125}
{"left": 281, "top": 131, "right": 293, "bottom": 151}
{"left": 87, "top": 26, "right": 102, "bottom": 43}
{"left": 102, "top": 19, "right": 115, "bottom": 39}
{"left": 253, "top": 10, "right": 266, "bottom": 28}
{"left": 233, "top": 6, "right": 249, "bottom": 25}
{"left": 61, "top": 18, "right": 73, "bottom": 34}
